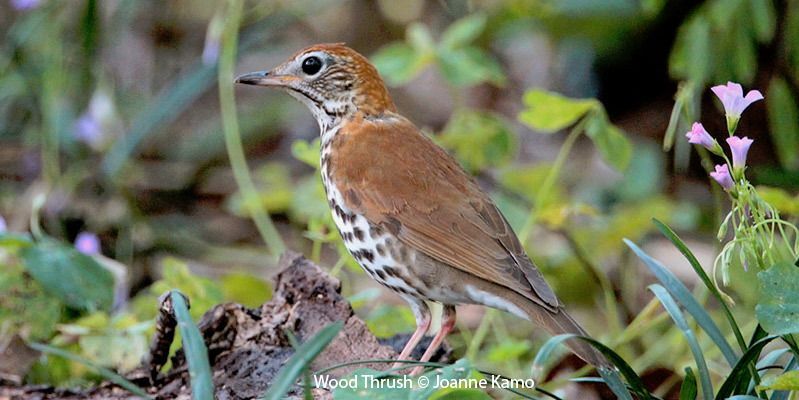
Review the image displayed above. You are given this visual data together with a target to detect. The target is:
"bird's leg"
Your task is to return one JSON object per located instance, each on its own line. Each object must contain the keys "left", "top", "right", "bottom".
{"left": 410, "top": 305, "right": 456, "bottom": 375}
{"left": 392, "top": 300, "right": 431, "bottom": 369}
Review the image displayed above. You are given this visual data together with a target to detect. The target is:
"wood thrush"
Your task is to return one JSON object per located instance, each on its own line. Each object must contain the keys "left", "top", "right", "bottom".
{"left": 236, "top": 43, "right": 608, "bottom": 371}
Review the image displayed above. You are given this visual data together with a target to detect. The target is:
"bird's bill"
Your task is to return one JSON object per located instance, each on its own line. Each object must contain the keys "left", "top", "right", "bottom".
{"left": 234, "top": 70, "right": 296, "bottom": 87}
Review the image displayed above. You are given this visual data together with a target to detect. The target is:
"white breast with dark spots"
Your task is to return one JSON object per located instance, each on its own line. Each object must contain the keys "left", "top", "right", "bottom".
{"left": 319, "top": 136, "right": 423, "bottom": 298}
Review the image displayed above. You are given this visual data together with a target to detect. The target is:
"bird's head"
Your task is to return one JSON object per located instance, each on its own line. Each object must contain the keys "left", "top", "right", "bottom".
{"left": 235, "top": 43, "right": 396, "bottom": 129}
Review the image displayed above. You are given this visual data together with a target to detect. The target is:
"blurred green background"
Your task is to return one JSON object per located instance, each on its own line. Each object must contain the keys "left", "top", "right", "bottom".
{"left": 2, "top": 0, "right": 799, "bottom": 397}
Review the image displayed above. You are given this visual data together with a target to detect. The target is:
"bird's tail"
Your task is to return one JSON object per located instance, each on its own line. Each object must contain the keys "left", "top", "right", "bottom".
{"left": 519, "top": 301, "right": 612, "bottom": 369}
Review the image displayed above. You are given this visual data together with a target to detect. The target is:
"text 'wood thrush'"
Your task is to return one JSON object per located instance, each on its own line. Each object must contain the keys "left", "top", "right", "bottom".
{"left": 235, "top": 43, "right": 608, "bottom": 371}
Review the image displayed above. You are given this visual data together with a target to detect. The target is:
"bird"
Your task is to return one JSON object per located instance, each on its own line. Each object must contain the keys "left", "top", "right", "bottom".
{"left": 235, "top": 43, "right": 608, "bottom": 372}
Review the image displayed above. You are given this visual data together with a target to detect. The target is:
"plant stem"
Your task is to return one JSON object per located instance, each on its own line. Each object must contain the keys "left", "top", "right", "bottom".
{"left": 218, "top": 0, "right": 286, "bottom": 258}
{"left": 519, "top": 118, "right": 586, "bottom": 243}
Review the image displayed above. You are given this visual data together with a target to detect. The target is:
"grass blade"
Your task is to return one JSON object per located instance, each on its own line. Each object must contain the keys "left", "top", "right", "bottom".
{"left": 261, "top": 321, "right": 343, "bottom": 400}
{"left": 625, "top": 238, "right": 739, "bottom": 366}
{"left": 29, "top": 342, "right": 152, "bottom": 399}
{"left": 680, "top": 367, "right": 697, "bottom": 400}
{"left": 171, "top": 290, "right": 214, "bottom": 400}
{"left": 716, "top": 335, "right": 779, "bottom": 400}
{"left": 653, "top": 218, "right": 747, "bottom": 351}
{"left": 534, "top": 333, "right": 650, "bottom": 399}
{"left": 649, "top": 284, "right": 713, "bottom": 400}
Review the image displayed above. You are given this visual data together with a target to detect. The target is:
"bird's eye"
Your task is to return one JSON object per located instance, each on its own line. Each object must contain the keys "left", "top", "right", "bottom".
{"left": 301, "top": 56, "right": 323, "bottom": 75}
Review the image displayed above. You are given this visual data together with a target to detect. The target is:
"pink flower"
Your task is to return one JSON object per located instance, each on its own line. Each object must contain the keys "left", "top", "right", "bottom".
{"left": 75, "top": 231, "right": 100, "bottom": 255}
{"left": 726, "top": 136, "right": 754, "bottom": 172}
{"left": 685, "top": 122, "right": 719, "bottom": 152}
{"left": 710, "top": 164, "right": 734, "bottom": 191}
{"left": 0, "top": 215, "right": 6, "bottom": 233}
{"left": 12, "top": 0, "right": 41, "bottom": 10}
{"left": 711, "top": 82, "right": 764, "bottom": 117}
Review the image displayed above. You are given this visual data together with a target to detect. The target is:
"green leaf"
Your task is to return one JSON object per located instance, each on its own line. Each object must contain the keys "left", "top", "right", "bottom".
{"left": 438, "top": 109, "right": 516, "bottom": 172}
{"left": 756, "top": 262, "right": 799, "bottom": 335}
{"left": 172, "top": 291, "right": 213, "bottom": 400}
{"left": 440, "top": 13, "right": 487, "bottom": 49}
{"left": 220, "top": 272, "right": 272, "bottom": 308}
{"left": 262, "top": 321, "right": 343, "bottom": 400}
{"left": 518, "top": 90, "right": 597, "bottom": 133}
{"left": 624, "top": 239, "right": 739, "bottom": 366}
{"left": 29, "top": 342, "right": 152, "bottom": 399}
{"left": 669, "top": 17, "right": 710, "bottom": 83}
{"left": 366, "top": 304, "right": 415, "bottom": 338}
{"left": 0, "top": 262, "right": 63, "bottom": 341}
{"left": 371, "top": 42, "right": 429, "bottom": 86}
{"left": 759, "top": 370, "right": 799, "bottom": 391}
{"left": 766, "top": 77, "right": 799, "bottom": 170}
{"left": 584, "top": 112, "right": 632, "bottom": 171}
{"left": 437, "top": 47, "right": 506, "bottom": 87}
{"left": 749, "top": 0, "right": 776, "bottom": 43}
{"left": 652, "top": 219, "right": 747, "bottom": 352}
{"left": 715, "top": 335, "right": 779, "bottom": 399}
{"left": 679, "top": 367, "right": 697, "bottom": 400}
{"left": 21, "top": 239, "right": 114, "bottom": 312}
{"left": 291, "top": 138, "right": 321, "bottom": 169}
{"left": 757, "top": 186, "right": 799, "bottom": 215}
{"left": 649, "top": 285, "right": 713, "bottom": 400}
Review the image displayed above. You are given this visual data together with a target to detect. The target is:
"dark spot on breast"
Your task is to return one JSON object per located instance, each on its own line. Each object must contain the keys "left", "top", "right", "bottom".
{"left": 383, "top": 217, "right": 401, "bottom": 235}
{"left": 383, "top": 265, "right": 399, "bottom": 277}
{"left": 343, "top": 232, "right": 353, "bottom": 242}
{"left": 376, "top": 244, "right": 386, "bottom": 256}
{"left": 353, "top": 227, "right": 364, "bottom": 241}
{"left": 369, "top": 225, "right": 383, "bottom": 238}
{"left": 360, "top": 249, "right": 374, "bottom": 263}
{"left": 375, "top": 269, "right": 387, "bottom": 280}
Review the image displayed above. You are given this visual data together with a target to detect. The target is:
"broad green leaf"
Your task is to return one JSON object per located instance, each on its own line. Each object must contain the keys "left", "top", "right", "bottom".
{"left": 759, "top": 370, "right": 799, "bottom": 391}
{"left": 438, "top": 109, "right": 516, "bottom": 172}
{"left": 21, "top": 239, "right": 114, "bottom": 312}
{"left": 766, "top": 77, "right": 799, "bottom": 170}
{"left": 584, "top": 113, "right": 632, "bottom": 171}
{"left": 407, "top": 23, "right": 435, "bottom": 53}
{"left": 518, "top": 90, "right": 597, "bottom": 133}
{"left": 757, "top": 186, "right": 799, "bottom": 215}
{"left": 437, "top": 47, "right": 506, "bottom": 87}
{"left": 756, "top": 262, "right": 799, "bottom": 335}
{"left": 485, "top": 339, "right": 532, "bottom": 363}
{"left": 262, "top": 321, "right": 343, "bottom": 400}
{"left": 146, "top": 258, "right": 223, "bottom": 320}
{"left": 0, "top": 262, "right": 62, "bottom": 341}
{"left": 371, "top": 42, "right": 429, "bottom": 86}
{"left": 440, "top": 13, "right": 487, "bottom": 49}
{"left": 291, "top": 138, "right": 320, "bottom": 169}
{"left": 172, "top": 291, "right": 213, "bottom": 400}
{"left": 649, "top": 285, "right": 713, "bottom": 400}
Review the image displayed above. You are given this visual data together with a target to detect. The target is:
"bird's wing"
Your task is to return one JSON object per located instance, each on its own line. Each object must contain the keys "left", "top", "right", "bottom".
{"left": 329, "top": 114, "right": 559, "bottom": 311}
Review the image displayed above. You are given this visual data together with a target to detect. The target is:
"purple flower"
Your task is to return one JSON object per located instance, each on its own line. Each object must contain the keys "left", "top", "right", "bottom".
{"left": 12, "top": 0, "right": 41, "bottom": 10}
{"left": 0, "top": 215, "right": 6, "bottom": 233}
{"left": 726, "top": 136, "right": 754, "bottom": 174}
{"left": 75, "top": 231, "right": 101, "bottom": 255}
{"left": 711, "top": 82, "right": 763, "bottom": 133}
{"left": 73, "top": 113, "right": 103, "bottom": 146}
{"left": 710, "top": 164, "right": 734, "bottom": 191}
{"left": 711, "top": 82, "right": 764, "bottom": 117}
{"left": 685, "top": 122, "right": 722, "bottom": 154}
